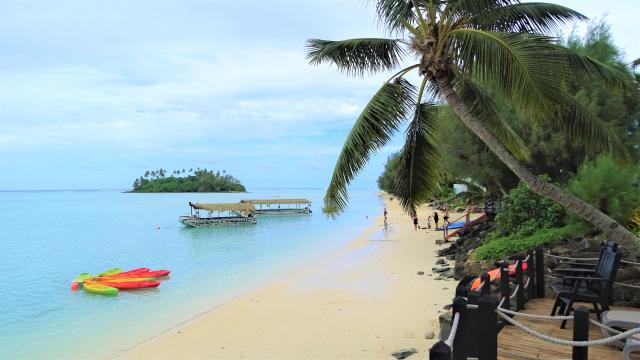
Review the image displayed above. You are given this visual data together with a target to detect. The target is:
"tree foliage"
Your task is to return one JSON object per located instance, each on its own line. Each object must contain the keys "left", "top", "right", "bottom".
{"left": 131, "top": 168, "right": 246, "bottom": 193}
{"left": 494, "top": 176, "right": 565, "bottom": 236}
{"left": 567, "top": 155, "right": 640, "bottom": 227}
{"left": 307, "top": 0, "right": 629, "bottom": 216}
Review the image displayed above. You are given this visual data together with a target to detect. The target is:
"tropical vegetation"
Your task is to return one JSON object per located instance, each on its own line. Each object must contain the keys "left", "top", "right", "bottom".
{"left": 131, "top": 168, "right": 246, "bottom": 193}
{"left": 307, "top": 0, "right": 639, "bottom": 245}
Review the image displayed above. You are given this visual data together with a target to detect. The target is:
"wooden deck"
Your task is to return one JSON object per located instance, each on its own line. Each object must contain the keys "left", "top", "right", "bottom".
{"left": 497, "top": 297, "right": 623, "bottom": 359}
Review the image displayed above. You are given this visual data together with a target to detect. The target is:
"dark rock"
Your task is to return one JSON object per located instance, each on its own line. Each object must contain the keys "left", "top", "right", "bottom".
{"left": 417, "top": 271, "right": 425, "bottom": 275}
{"left": 436, "top": 258, "right": 446, "bottom": 265}
{"left": 579, "top": 238, "right": 591, "bottom": 250}
{"left": 432, "top": 265, "right": 451, "bottom": 273}
{"left": 456, "top": 207, "right": 465, "bottom": 213}
{"left": 391, "top": 348, "right": 417, "bottom": 359}
{"left": 442, "top": 269, "right": 455, "bottom": 278}
{"left": 447, "top": 254, "right": 456, "bottom": 261}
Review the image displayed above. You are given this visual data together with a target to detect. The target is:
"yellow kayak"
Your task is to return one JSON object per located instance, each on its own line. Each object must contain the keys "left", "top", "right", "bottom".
{"left": 83, "top": 283, "right": 118, "bottom": 296}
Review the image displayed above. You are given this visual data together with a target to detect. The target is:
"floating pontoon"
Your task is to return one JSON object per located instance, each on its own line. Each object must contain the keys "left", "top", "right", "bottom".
{"left": 239, "top": 199, "right": 312, "bottom": 216}
{"left": 180, "top": 202, "right": 257, "bottom": 227}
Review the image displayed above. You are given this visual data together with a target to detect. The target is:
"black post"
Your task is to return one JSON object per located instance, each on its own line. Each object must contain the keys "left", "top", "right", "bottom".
{"left": 429, "top": 341, "right": 451, "bottom": 360}
{"left": 480, "top": 272, "right": 491, "bottom": 295}
{"left": 526, "top": 250, "right": 535, "bottom": 300}
{"left": 499, "top": 265, "right": 510, "bottom": 313}
{"left": 515, "top": 257, "right": 525, "bottom": 311}
{"left": 572, "top": 307, "right": 589, "bottom": 360}
{"left": 452, "top": 297, "right": 468, "bottom": 360}
{"left": 535, "top": 248, "right": 546, "bottom": 298}
{"left": 478, "top": 294, "right": 498, "bottom": 360}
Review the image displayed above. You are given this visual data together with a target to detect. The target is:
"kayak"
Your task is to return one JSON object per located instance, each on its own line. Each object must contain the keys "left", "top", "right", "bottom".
{"left": 470, "top": 262, "right": 529, "bottom": 291}
{"left": 85, "top": 280, "right": 160, "bottom": 289}
{"left": 73, "top": 273, "right": 92, "bottom": 283}
{"left": 91, "top": 277, "right": 156, "bottom": 282}
{"left": 83, "top": 283, "right": 119, "bottom": 296}
{"left": 97, "top": 268, "right": 123, "bottom": 276}
{"left": 100, "top": 270, "right": 170, "bottom": 278}
{"left": 117, "top": 268, "right": 151, "bottom": 276}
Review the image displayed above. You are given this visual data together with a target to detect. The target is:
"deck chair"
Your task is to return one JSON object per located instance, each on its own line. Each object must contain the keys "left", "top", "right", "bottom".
{"left": 553, "top": 241, "right": 618, "bottom": 278}
{"left": 550, "top": 247, "right": 621, "bottom": 329}
{"left": 600, "top": 310, "right": 640, "bottom": 359}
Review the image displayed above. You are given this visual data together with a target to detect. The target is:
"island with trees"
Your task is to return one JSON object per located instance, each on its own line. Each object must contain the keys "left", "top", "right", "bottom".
{"left": 131, "top": 168, "right": 246, "bottom": 193}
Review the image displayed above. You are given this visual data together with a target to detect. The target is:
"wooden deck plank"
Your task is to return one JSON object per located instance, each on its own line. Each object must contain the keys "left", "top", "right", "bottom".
{"left": 497, "top": 297, "right": 623, "bottom": 359}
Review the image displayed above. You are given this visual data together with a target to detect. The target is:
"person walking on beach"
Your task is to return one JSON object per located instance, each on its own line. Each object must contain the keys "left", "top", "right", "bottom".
{"left": 413, "top": 215, "right": 418, "bottom": 231}
{"left": 384, "top": 207, "right": 388, "bottom": 219}
{"left": 427, "top": 215, "right": 432, "bottom": 229}
{"left": 443, "top": 206, "right": 450, "bottom": 226}
{"left": 433, "top": 211, "right": 439, "bottom": 229}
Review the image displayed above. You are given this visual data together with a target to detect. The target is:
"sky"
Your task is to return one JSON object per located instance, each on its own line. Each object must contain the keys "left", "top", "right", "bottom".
{"left": 0, "top": 0, "right": 638, "bottom": 190}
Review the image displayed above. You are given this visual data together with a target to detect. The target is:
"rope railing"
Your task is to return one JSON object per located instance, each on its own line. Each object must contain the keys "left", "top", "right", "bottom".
{"left": 523, "top": 278, "right": 530, "bottom": 290}
{"left": 523, "top": 254, "right": 530, "bottom": 262}
{"left": 545, "top": 274, "right": 640, "bottom": 289}
{"left": 510, "top": 284, "right": 520, "bottom": 299}
{"left": 495, "top": 309, "right": 640, "bottom": 347}
{"left": 445, "top": 312, "right": 461, "bottom": 348}
{"left": 546, "top": 252, "right": 640, "bottom": 266}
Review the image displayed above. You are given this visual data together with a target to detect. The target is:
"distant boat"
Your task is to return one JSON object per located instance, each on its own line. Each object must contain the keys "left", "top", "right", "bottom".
{"left": 180, "top": 202, "right": 257, "bottom": 227}
{"left": 240, "top": 199, "right": 312, "bottom": 216}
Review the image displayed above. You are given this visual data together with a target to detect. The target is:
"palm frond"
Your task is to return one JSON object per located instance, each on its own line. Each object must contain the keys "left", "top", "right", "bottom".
{"left": 470, "top": 2, "right": 585, "bottom": 34}
{"left": 560, "top": 45, "right": 629, "bottom": 86}
{"left": 395, "top": 102, "right": 443, "bottom": 213}
{"left": 444, "top": 29, "right": 567, "bottom": 117}
{"left": 324, "top": 78, "right": 416, "bottom": 215}
{"left": 447, "top": 0, "right": 515, "bottom": 20}
{"left": 633, "top": 58, "right": 640, "bottom": 70}
{"left": 551, "top": 92, "right": 631, "bottom": 163}
{"left": 306, "top": 38, "right": 405, "bottom": 77}
{"left": 454, "top": 78, "right": 530, "bottom": 160}
{"left": 370, "top": 0, "right": 417, "bottom": 34}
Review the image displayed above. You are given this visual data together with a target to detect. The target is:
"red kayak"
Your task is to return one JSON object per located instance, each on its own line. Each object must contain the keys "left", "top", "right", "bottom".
{"left": 117, "top": 268, "right": 151, "bottom": 275}
{"left": 85, "top": 280, "right": 160, "bottom": 289}
{"left": 470, "top": 262, "right": 528, "bottom": 291}
{"left": 102, "top": 269, "right": 171, "bottom": 279}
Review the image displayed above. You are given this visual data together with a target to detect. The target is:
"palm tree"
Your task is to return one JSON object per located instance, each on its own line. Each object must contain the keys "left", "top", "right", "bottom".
{"left": 307, "top": 0, "right": 638, "bottom": 244}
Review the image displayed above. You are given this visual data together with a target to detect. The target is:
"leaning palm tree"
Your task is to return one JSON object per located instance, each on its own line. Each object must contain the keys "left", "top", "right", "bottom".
{"left": 307, "top": 0, "right": 639, "bottom": 244}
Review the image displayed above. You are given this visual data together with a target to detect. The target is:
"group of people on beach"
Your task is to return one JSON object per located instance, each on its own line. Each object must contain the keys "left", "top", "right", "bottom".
{"left": 412, "top": 207, "right": 449, "bottom": 231}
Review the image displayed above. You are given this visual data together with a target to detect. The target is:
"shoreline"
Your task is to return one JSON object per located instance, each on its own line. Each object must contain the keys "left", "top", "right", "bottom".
{"left": 117, "top": 194, "right": 456, "bottom": 359}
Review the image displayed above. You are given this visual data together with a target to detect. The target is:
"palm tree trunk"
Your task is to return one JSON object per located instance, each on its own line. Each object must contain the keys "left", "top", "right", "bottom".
{"left": 436, "top": 77, "right": 639, "bottom": 246}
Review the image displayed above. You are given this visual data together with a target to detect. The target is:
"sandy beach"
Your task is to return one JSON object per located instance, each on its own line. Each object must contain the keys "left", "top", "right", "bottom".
{"left": 118, "top": 194, "right": 461, "bottom": 359}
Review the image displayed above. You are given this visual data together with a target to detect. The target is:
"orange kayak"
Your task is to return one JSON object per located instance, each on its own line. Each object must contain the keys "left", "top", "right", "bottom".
{"left": 100, "top": 269, "right": 170, "bottom": 279}
{"left": 470, "top": 262, "right": 528, "bottom": 291}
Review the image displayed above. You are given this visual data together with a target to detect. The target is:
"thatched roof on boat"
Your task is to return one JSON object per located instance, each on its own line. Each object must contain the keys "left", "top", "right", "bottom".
{"left": 190, "top": 202, "right": 255, "bottom": 212}
{"left": 240, "top": 199, "right": 311, "bottom": 205}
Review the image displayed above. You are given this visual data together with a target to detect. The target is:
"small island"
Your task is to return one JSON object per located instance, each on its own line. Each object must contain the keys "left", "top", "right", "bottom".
{"left": 131, "top": 168, "right": 246, "bottom": 193}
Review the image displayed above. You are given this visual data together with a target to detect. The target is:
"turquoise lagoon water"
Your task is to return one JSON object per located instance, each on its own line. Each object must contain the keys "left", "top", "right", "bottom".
{"left": 0, "top": 189, "right": 382, "bottom": 359}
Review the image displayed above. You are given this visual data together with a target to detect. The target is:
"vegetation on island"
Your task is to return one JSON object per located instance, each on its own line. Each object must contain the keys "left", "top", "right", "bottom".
{"left": 307, "top": 0, "right": 640, "bottom": 245}
{"left": 131, "top": 168, "right": 246, "bottom": 193}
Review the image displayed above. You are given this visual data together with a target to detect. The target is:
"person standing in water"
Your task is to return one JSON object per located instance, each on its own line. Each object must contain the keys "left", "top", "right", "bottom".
{"left": 384, "top": 207, "right": 388, "bottom": 219}
{"left": 433, "top": 211, "right": 439, "bottom": 229}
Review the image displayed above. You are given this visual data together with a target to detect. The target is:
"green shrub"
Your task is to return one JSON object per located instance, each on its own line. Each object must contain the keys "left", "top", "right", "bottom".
{"left": 494, "top": 176, "right": 565, "bottom": 236}
{"left": 474, "top": 223, "right": 587, "bottom": 260}
{"left": 567, "top": 155, "right": 640, "bottom": 227}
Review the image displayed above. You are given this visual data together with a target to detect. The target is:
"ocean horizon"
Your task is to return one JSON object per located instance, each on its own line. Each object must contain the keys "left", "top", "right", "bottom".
{"left": 0, "top": 188, "right": 382, "bottom": 359}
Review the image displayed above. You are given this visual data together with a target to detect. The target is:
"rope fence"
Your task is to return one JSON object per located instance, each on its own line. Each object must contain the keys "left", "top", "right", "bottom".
{"left": 495, "top": 309, "right": 640, "bottom": 347}
{"left": 545, "top": 274, "right": 640, "bottom": 289}
{"left": 546, "top": 253, "right": 640, "bottom": 266}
